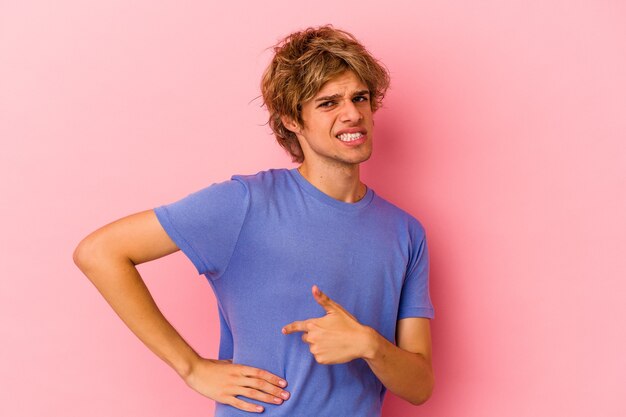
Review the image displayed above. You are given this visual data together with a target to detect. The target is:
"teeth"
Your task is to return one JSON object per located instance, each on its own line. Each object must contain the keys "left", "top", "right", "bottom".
{"left": 337, "top": 132, "right": 364, "bottom": 142}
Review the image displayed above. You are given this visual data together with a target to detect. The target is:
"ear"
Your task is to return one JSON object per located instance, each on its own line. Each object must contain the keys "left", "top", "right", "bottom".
{"left": 280, "top": 115, "right": 301, "bottom": 135}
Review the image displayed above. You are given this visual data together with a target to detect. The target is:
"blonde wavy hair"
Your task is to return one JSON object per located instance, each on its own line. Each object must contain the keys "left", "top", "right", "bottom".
{"left": 260, "top": 24, "right": 391, "bottom": 163}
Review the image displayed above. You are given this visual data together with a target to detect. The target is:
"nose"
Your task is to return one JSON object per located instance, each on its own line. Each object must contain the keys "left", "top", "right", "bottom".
{"left": 339, "top": 99, "right": 364, "bottom": 123}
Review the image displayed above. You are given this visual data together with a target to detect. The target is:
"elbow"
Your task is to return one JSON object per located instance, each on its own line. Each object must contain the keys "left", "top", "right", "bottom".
{"left": 73, "top": 234, "right": 110, "bottom": 274}
{"left": 73, "top": 232, "right": 131, "bottom": 280}
{"left": 409, "top": 392, "right": 432, "bottom": 406}
{"left": 408, "top": 373, "right": 434, "bottom": 406}
{"left": 72, "top": 240, "right": 87, "bottom": 268}
{"left": 73, "top": 238, "right": 90, "bottom": 270}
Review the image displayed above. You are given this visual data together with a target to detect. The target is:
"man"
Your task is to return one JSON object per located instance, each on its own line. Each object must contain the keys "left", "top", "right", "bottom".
{"left": 74, "top": 25, "right": 434, "bottom": 416}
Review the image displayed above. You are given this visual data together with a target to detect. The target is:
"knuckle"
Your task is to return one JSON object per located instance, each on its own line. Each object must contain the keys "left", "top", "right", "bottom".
{"left": 220, "top": 384, "right": 234, "bottom": 396}
{"left": 261, "top": 379, "right": 275, "bottom": 392}
{"left": 247, "top": 377, "right": 261, "bottom": 389}
{"left": 254, "top": 389, "right": 275, "bottom": 403}
{"left": 259, "top": 378, "right": 273, "bottom": 389}
{"left": 315, "top": 355, "right": 328, "bottom": 364}
{"left": 271, "top": 386, "right": 284, "bottom": 397}
{"left": 225, "top": 397, "right": 239, "bottom": 407}
{"left": 260, "top": 392, "right": 276, "bottom": 402}
{"left": 260, "top": 380, "right": 278, "bottom": 395}
{"left": 234, "top": 399, "right": 257, "bottom": 412}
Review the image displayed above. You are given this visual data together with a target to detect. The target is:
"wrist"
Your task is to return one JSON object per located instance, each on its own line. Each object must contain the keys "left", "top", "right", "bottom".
{"left": 175, "top": 350, "right": 202, "bottom": 380}
{"left": 359, "top": 325, "right": 382, "bottom": 361}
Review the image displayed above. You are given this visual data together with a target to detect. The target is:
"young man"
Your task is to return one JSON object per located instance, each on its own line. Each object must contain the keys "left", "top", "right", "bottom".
{"left": 74, "top": 25, "right": 434, "bottom": 416}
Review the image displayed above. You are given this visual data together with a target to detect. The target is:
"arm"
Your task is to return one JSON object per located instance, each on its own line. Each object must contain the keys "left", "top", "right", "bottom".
{"left": 361, "top": 317, "right": 434, "bottom": 405}
{"left": 73, "top": 209, "right": 290, "bottom": 413}
{"left": 282, "top": 286, "right": 433, "bottom": 405}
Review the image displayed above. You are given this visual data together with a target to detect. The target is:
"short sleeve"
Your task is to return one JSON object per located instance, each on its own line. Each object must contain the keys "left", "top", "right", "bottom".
{"left": 398, "top": 229, "right": 435, "bottom": 320}
{"left": 153, "top": 178, "right": 249, "bottom": 278}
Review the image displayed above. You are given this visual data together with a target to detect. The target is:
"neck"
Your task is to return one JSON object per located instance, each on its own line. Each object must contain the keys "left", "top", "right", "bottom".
{"left": 297, "top": 161, "right": 367, "bottom": 203}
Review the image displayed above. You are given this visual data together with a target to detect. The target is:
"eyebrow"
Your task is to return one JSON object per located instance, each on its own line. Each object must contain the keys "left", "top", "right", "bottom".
{"left": 314, "top": 90, "right": 370, "bottom": 102}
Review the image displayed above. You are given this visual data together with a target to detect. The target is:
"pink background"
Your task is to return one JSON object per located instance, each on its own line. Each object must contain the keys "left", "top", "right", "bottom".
{"left": 1, "top": 1, "right": 625, "bottom": 416}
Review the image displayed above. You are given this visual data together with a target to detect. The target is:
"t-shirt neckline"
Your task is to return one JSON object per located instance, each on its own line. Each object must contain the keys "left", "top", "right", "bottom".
{"left": 288, "top": 167, "right": 375, "bottom": 211}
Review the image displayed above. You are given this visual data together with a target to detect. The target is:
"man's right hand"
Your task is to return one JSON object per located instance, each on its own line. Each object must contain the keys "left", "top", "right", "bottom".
{"left": 184, "top": 358, "right": 290, "bottom": 413}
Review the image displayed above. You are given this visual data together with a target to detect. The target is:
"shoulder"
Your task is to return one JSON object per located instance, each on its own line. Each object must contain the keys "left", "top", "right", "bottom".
{"left": 231, "top": 167, "right": 288, "bottom": 182}
{"left": 231, "top": 168, "right": 293, "bottom": 195}
{"left": 371, "top": 193, "right": 426, "bottom": 238}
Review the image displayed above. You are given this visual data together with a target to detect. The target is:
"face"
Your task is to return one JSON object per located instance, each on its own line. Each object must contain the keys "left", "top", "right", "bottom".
{"left": 283, "top": 70, "right": 374, "bottom": 170}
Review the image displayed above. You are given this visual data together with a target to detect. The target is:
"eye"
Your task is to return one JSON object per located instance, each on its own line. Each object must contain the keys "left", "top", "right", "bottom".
{"left": 318, "top": 101, "right": 336, "bottom": 108}
{"left": 353, "top": 95, "right": 369, "bottom": 103}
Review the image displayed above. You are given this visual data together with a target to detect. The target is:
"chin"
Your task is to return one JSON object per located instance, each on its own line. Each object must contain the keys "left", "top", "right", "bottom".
{"left": 357, "top": 154, "right": 372, "bottom": 164}
{"left": 357, "top": 148, "right": 373, "bottom": 162}
{"left": 343, "top": 153, "right": 372, "bottom": 166}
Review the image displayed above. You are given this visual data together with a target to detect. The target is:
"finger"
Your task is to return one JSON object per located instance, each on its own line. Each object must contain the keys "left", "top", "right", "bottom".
{"left": 241, "top": 377, "right": 291, "bottom": 402}
{"left": 235, "top": 385, "right": 286, "bottom": 406}
{"left": 239, "top": 365, "right": 287, "bottom": 388}
{"left": 313, "top": 285, "right": 354, "bottom": 317}
{"left": 227, "top": 396, "right": 266, "bottom": 413}
{"left": 312, "top": 285, "right": 335, "bottom": 312}
{"left": 282, "top": 320, "right": 309, "bottom": 334}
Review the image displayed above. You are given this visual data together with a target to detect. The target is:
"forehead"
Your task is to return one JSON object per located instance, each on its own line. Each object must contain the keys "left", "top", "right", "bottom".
{"left": 315, "top": 70, "right": 368, "bottom": 96}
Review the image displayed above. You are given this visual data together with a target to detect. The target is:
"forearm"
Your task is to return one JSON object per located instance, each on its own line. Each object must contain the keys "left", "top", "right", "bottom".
{"left": 74, "top": 252, "right": 200, "bottom": 378}
{"left": 361, "top": 327, "right": 434, "bottom": 405}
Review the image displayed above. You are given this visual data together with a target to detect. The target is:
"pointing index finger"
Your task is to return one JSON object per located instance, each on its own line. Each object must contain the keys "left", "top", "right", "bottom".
{"left": 282, "top": 320, "right": 309, "bottom": 335}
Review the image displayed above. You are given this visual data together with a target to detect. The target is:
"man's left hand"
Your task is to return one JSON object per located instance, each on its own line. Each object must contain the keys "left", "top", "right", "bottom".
{"left": 282, "top": 285, "right": 373, "bottom": 365}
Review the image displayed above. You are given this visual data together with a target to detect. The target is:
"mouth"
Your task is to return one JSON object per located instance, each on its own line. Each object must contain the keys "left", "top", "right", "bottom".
{"left": 336, "top": 131, "right": 366, "bottom": 143}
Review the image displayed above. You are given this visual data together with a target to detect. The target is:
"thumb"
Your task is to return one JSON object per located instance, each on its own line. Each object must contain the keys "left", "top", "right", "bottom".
{"left": 312, "top": 285, "right": 335, "bottom": 312}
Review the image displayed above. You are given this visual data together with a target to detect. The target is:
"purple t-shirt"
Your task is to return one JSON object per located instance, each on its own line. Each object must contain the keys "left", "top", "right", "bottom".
{"left": 154, "top": 168, "right": 434, "bottom": 417}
